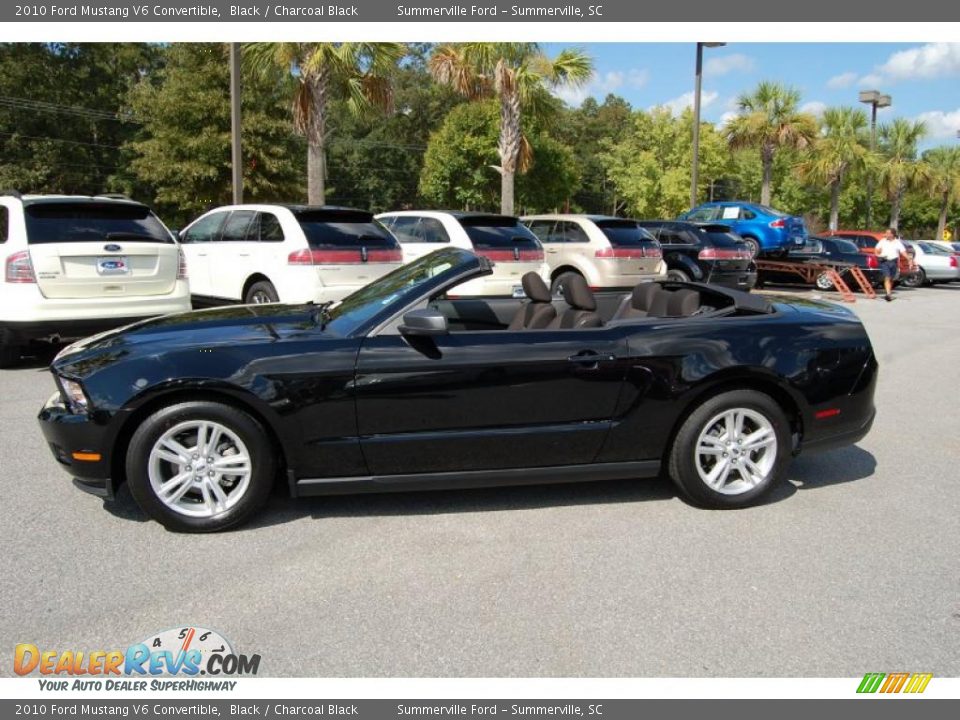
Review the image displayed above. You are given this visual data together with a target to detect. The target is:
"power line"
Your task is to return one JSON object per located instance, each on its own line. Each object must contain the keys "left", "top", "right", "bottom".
{"left": 0, "top": 94, "right": 132, "bottom": 123}
{"left": 0, "top": 130, "right": 123, "bottom": 150}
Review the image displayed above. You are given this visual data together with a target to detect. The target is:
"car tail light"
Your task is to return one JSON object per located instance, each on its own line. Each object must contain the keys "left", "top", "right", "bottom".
{"left": 595, "top": 245, "right": 661, "bottom": 260}
{"left": 866, "top": 255, "right": 879, "bottom": 269}
{"left": 5, "top": 251, "right": 35, "bottom": 283}
{"left": 176, "top": 248, "right": 188, "bottom": 279}
{"left": 698, "top": 247, "right": 752, "bottom": 261}
{"left": 288, "top": 248, "right": 403, "bottom": 265}
{"left": 769, "top": 219, "right": 786, "bottom": 229}
{"left": 475, "top": 248, "right": 545, "bottom": 262}
{"left": 950, "top": 256, "right": 958, "bottom": 268}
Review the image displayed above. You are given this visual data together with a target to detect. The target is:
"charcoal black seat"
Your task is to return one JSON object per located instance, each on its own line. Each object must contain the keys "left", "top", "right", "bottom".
{"left": 507, "top": 273, "right": 557, "bottom": 330}
{"left": 549, "top": 274, "right": 602, "bottom": 329}
{"left": 649, "top": 288, "right": 701, "bottom": 318}
{"left": 612, "top": 282, "right": 663, "bottom": 320}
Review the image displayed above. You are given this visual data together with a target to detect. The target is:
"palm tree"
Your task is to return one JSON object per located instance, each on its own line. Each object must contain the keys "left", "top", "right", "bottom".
{"left": 428, "top": 43, "right": 592, "bottom": 215}
{"left": 797, "top": 107, "right": 871, "bottom": 231}
{"left": 877, "top": 118, "right": 928, "bottom": 231}
{"left": 724, "top": 82, "right": 818, "bottom": 206}
{"left": 923, "top": 145, "right": 960, "bottom": 241}
{"left": 244, "top": 42, "right": 405, "bottom": 205}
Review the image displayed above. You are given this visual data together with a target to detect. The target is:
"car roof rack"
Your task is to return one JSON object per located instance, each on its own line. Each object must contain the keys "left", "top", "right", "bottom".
{"left": 1, "top": 189, "right": 22, "bottom": 198}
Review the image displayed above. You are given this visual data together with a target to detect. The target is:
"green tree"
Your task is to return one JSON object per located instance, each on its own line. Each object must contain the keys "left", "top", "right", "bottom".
{"left": 797, "top": 106, "right": 871, "bottom": 231}
{"left": 922, "top": 145, "right": 960, "bottom": 241}
{"left": 0, "top": 43, "right": 160, "bottom": 194}
{"left": 601, "top": 107, "right": 728, "bottom": 219}
{"left": 877, "top": 118, "right": 928, "bottom": 231}
{"left": 419, "top": 99, "right": 579, "bottom": 213}
{"left": 428, "top": 43, "right": 592, "bottom": 215}
{"left": 122, "top": 44, "right": 303, "bottom": 226}
{"left": 724, "top": 81, "right": 818, "bottom": 206}
{"left": 244, "top": 42, "right": 405, "bottom": 205}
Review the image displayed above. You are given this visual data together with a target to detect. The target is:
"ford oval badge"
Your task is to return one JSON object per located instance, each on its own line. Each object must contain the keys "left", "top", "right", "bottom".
{"left": 104, "top": 243, "right": 122, "bottom": 252}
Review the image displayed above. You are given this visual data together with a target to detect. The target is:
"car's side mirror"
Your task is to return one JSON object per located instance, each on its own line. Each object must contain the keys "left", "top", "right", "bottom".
{"left": 399, "top": 309, "right": 448, "bottom": 337}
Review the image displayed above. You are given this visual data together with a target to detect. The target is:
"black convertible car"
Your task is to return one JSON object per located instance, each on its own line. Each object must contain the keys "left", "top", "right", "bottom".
{"left": 39, "top": 248, "right": 877, "bottom": 532}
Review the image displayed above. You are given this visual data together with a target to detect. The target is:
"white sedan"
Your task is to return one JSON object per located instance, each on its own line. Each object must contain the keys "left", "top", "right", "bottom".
{"left": 902, "top": 240, "right": 960, "bottom": 286}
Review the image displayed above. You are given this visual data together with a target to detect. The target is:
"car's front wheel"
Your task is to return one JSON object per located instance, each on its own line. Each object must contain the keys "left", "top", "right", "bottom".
{"left": 668, "top": 389, "right": 791, "bottom": 508}
{"left": 667, "top": 268, "right": 692, "bottom": 283}
{"left": 815, "top": 271, "right": 835, "bottom": 291}
{"left": 901, "top": 268, "right": 924, "bottom": 288}
{"left": 126, "top": 401, "right": 276, "bottom": 532}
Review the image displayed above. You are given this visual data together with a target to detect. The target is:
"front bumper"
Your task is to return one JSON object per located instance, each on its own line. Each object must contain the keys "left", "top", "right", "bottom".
{"left": 38, "top": 392, "right": 116, "bottom": 499}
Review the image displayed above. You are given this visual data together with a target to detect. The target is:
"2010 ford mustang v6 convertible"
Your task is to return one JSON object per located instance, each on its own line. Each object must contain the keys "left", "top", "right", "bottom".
{"left": 39, "top": 248, "right": 877, "bottom": 532}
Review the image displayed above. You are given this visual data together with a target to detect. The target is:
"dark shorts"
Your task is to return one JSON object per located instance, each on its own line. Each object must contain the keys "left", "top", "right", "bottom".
{"left": 880, "top": 259, "right": 899, "bottom": 280}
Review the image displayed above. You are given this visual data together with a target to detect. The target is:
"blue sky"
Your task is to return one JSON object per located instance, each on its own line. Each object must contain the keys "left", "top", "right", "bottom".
{"left": 544, "top": 42, "right": 960, "bottom": 148}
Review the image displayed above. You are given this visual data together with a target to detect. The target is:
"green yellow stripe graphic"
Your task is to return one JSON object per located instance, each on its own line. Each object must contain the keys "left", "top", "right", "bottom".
{"left": 857, "top": 672, "right": 931, "bottom": 694}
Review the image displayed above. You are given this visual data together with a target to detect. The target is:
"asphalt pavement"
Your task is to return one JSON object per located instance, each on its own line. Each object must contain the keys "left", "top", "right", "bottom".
{"left": 1, "top": 282, "right": 958, "bottom": 677}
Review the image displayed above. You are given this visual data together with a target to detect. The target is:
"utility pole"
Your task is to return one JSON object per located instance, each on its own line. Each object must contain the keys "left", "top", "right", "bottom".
{"left": 230, "top": 43, "right": 243, "bottom": 205}
{"left": 859, "top": 90, "right": 891, "bottom": 228}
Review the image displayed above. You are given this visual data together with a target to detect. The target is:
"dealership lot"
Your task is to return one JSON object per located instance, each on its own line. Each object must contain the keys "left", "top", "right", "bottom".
{"left": 1, "top": 284, "right": 958, "bottom": 677}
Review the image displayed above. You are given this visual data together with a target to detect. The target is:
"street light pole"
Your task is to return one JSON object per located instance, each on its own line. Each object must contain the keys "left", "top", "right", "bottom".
{"left": 230, "top": 43, "right": 243, "bottom": 205}
{"left": 859, "top": 90, "right": 891, "bottom": 228}
{"left": 691, "top": 42, "right": 726, "bottom": 210}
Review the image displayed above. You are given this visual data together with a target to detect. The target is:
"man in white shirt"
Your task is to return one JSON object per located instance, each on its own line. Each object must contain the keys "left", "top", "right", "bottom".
{"left": 874, "top": 228, "right": 909, "bottom": 301}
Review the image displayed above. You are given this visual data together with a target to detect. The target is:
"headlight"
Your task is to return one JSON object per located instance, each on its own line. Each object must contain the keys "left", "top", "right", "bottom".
{"left": 59, "top": 378, "right": 89, "bottom": 413}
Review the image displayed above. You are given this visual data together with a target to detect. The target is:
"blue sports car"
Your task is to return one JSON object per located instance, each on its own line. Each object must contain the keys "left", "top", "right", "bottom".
{"left": 680, "top": 201, "right": 807, "bottom": 257}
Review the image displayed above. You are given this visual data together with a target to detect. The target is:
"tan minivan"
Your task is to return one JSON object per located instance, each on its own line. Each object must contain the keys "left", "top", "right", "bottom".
{"left": 522, "top": 214, "right": 666, "bottom": 295}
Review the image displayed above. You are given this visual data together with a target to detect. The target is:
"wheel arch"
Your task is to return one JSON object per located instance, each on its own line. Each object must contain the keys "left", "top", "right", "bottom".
{"left": 661, "top": 370, "right": 807, "bottom": 467}
{"left": 550, "top": 264, "right": 585, "bottom": 282}
{"left": 241, "top": 273, "right": 273, "bottom": 302}
{"left": 110, "top": 385, "right": 290, "bottom": 494}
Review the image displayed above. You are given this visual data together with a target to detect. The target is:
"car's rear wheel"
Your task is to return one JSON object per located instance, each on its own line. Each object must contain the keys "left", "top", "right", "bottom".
{"left": 667, "top": 268, "right": 692, "bottom": 283}
{"left": 245, "top": 280, "right": 278, "bottom": 304}
{"left": 0, "top": 343, "right": 21, "bottom": 369}
{"left": 668, "top": 389, "right": 791, "bottom": 508}
{"left": 551, "top": 271, "right": 582, "bottom": 298}
{"left": 126, "top": 401, "right": 276, "bottom": 532}
{"left": 741, "top": 237, "right": 760, "bottom": 258}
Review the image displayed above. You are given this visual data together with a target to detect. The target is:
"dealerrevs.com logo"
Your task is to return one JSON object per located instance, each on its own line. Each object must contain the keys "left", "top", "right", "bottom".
{"left": 14, "top": 626, "right": 260, "bottom": 690}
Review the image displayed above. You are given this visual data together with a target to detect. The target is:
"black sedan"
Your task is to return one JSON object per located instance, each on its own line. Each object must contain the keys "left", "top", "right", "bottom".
{"left": 637, "top": 221, "right": 757, "bottom": 291}
{"left": 759, "top": 236, "right": 884, "bottom": 291}
{"left": 39, "top": 248, "right": 877, "bottom": 532}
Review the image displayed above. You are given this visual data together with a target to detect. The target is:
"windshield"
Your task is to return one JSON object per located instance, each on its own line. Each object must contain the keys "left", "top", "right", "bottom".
{"left": 295, "top": 211, "right": 397, "bottom": 249}
{"left": 323, "top": 247, "right": 479, "bottom": 336}
{"left": 24, "top": 202, "right": 172, "bottom": 244}
{"left": 459, "top": 216, "right": 540, "bottom": 250}
{"left": 831, "top": 238, "right": 860, "bottom": 254}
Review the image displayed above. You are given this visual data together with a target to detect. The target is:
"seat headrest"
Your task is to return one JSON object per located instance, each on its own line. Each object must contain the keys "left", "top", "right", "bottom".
{"left": 521, "top": 272, "right": 552, "bottom": 303}
{"left": 631, "top": 282, "right": 662, "bottom": 311}
{"left": 561, "top": 274, "right": 597, "bottom": 311}
{"left": 667, "top": 289, "right": 701, "bottom": 317}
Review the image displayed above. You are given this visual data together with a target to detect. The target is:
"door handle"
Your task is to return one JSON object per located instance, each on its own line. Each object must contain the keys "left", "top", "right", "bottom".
{"left": 567, "top": 350, "right": 615, "bottom": 368}
{"left": 197, "top": 252, "right": 208, "bottom": 257}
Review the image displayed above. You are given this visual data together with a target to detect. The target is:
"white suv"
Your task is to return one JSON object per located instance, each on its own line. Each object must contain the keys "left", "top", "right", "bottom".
{"left": 521, "top": 214, "right": 666, "bottom": 295}
{"left": 178, "top": 204, "right": 403, "bottom": 305}
{"left": 0, "top": 192, "right": 189, "bottom": 368}
{"left": 376, "top": 211, "right": 549, "bottom": 297}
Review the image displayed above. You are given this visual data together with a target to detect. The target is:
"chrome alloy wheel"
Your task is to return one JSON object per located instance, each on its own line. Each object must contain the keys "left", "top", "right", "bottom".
{"left": 147, "top": 420, "right": 252, "bottom": 518}
{"left": 694, "top": 408, "right": 777, "bottom": 495}
{"left": 250, "top": 290, "right": 273, "bottom": 304}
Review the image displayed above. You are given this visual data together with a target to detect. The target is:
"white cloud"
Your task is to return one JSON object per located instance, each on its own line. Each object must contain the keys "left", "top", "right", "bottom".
{"left": 655, "top": 90, "right": 718, "bottom": 115}
{"left": 827, "top": 72, "right": 858, "bottom": 89}
{"left": 914, "top": 108, "right": 960, "bottom": 139}
{"left": 719, "top": 111, "right": 738, "bottom": 127}
{"left": 553, "top": 68, "right": 649, "bottom": 107}
{"left": 704, "top": 53, "right": 755, "bottom": 77}
{"left": 801, "top": 101, "right": 827, "bottom": 118}
{"left": 858, "top": 42, "right": 960, "bottom": 86}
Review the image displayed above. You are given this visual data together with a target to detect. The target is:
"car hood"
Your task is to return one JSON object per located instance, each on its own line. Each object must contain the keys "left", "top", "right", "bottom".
{"left": 52, "top": 304, "right": 322, "bottom": 375}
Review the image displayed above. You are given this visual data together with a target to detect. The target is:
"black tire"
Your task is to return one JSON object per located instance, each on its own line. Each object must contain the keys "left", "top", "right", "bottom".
{"left": 244, "top": 280, "right": 279, "bottom": 304}
{"left": 125, "top": 401, "right": 277, "bottom": 532}
{"left": 902, "top": 268, "right": 924, "bottom": 288}
{"left": 741, "top": 237, "right": 761, "bottom": 259}
{"left": 551, "top": 271, "right": 582, "bottom": 298}
{"left": 668, "top": 389, "right": 791, "bottom": 509}
{"left": 0, "top": 343, "right": 21, "bottom": 369}
{"left": 814, "top": 271, "right": 835, "bottom": 291}
{"left": 667, "top": 268, "right": 692, "bottom": 283}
